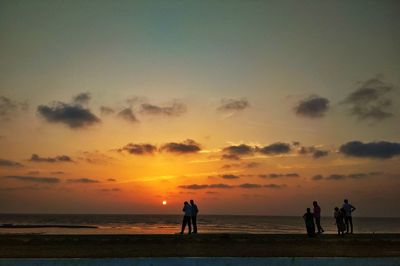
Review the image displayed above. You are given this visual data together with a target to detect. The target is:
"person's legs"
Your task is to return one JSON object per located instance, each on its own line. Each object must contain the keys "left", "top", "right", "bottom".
{"left": 188, "top": 217, "right": 192, "bottom": 234}
{"left": 349, "top": 216, "right": 353, "bottom": 233}
{"left": 344, "top": 216, "right": 350, "bottom": 233}
{"left": 316, "top": 217, "right": 323, "bottom": 233}
{"left": 181, "top": 216, "right": 187, "bottom": 234}
{"left": 192, "top": 215, "right": 197, "bottom": 233}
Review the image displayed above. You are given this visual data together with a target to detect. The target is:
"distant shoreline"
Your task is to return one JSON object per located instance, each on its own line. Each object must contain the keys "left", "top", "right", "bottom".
{"left": 0, "top": 234, "right": 399, "bottom": 258}
{"left": 0, "top": 224, "right": 97, "bottom": 229}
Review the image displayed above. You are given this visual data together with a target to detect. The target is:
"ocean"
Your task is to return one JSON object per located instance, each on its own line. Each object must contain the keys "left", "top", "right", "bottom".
{"left": 1, "top": 214, "right": 399, "bottom": 235}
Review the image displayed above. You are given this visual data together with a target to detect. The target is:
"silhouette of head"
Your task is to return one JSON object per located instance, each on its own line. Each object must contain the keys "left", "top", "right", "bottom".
{"left": 334, "top": 207, "right": 339, "bottom": 211}
{"left": 306, "top": 208, "right": 311, "bottom": 213}
{"left": 344, "top": 199, "right": 348, "bottom": 203}
{"left": 184, "top": 201, "right": 189, "bottom": 205}
{"left": 190, "top": 199, "right": 194, "bottom": 205}
{"left": 313, "top": 201, "right": 317, "bottom": 206}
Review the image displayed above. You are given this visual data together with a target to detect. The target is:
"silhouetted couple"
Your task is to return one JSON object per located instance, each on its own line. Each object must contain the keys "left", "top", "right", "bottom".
{"left": 303, "top": 201, "right": 324, "bottom": 237}
{"left": 334, "top": 199, "right": 356, "bottom": 235}
{"left": 180, "top": 199, "right": 199, "bottom": 234}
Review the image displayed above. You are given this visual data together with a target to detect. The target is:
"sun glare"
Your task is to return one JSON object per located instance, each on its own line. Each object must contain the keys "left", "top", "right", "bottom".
{"left": 162, "top": 200, "right": 167, "bottom": 205}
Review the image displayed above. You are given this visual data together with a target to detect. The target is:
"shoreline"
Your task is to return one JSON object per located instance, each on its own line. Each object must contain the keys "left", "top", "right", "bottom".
{"left": 1, "top": 233, "right": 399, "bottom": 258}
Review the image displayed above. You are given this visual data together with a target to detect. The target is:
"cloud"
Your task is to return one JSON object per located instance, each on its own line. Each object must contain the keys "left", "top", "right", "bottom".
{"left": 221, "top": 174, "right": 240, "bottom": 179}
{"left": 67, "top": 178, "right": 100, "bottom": 183}
{"left": 140, "top": 101, "right": 187, "bottom": 117}
{"left": 239, "top": 183, "right": 262, "bottom": 189}
{"left": 117, "top": 108, "right": 139, "bottom": 123}
{"left": 119, "top": 143, "right": 157, "bottom": 155}
{"left": 73, "top": 92, "right": 91, "bottom": 105}
{"left": 100, "top": 188, "right": 121, "bottom": 192}
{"left": 218, "top": 98, "right": 250, "bottom": 112}
{"left": 50, "top": 171, "right": 65, "bottom": 175}
{"left": 37, "top": 102, "right": 100, "bottom": 128}
{"left": 294, "top": 95, "right": 330, "bottom": 118}
{"left": 100, "top": 106, "right": 115, "bottom": 115}
{"left": 264, "top": 184, "right": 287, "bottom": 189}
{"left": 160, "top": 139, "right": 201, "bottom": 154}
{"left": 0, "top": 96, "right": 27, "bottom": 121}
{"left": 341, "top": 77, "right": 395, "bottom": 122}
{"left": 107, "top": 178, "right": 116, "bottom": 182}
{"left": 259, "top": 173, "right": 299, "bottom": 178}
{"left": 339, "top": 141, "right": 400, "bottom": 159}
{"left": 258, "top": 142, "right": 291, "bottom": 155}
{"left": 178, "top": 183, "right": 233, "bottom": 190}
{"left": 244, "top": 162, "right": 260, "bottom": 168}
{"left": 299, "top": 146, "right": 329, "bottom": 159}
{"left": 312, "top": 172, "right": 382, "bottom": 181}
{"left": 0, "top": 159, "right": 23, "bottom": 168}
{"left": 222, "top": 144, "right": 255, "bottom": 159}
{"left": 29, "top": 154, "right": 74, "bottom": 163}
{"left": 3, "top": 175, "right": 60, "bottom": 183}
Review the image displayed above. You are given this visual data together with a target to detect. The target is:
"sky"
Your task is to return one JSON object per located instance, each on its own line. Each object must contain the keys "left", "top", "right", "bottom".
{"left": 1, "top": 0, "right": 400, "bottom": 216}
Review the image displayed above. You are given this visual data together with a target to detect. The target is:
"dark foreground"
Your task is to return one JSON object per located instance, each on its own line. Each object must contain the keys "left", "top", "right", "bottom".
{"left": 0, "top": 234, "right": 399, "bottom": 258}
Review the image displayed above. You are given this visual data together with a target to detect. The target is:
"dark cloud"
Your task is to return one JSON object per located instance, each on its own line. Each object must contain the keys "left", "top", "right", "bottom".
{"left": 312, "top": 175, "right": 323, "bottom": 181}
{"left": 298, "top": 146, "right": 329, "bottom": 159}
{"left": 258, "top": 142, "right": 291, "bottom": 155}
{"left": 295, "top": 95, "right": 330, "bottom": 118}
{"left": 221, "top": 154, "right": 241, "bottom": 161}
{"left": 67, "top": 178, "right": 100, "bottom": 183}
{"left": 0, "top": 159, "right": 23, "bottom": 168}
{"left": 0, "top": 96, "right": 27, "bottom": 121}
{"left": 239, "top": 183, "right": 262, "bottom": 189}
{"left": 218, "top": 98, "right": 250, "bottom": 112}
{"left": 29, "top": 154, "right": 74, "bottom": 163}
{"left": 117, "top": 108, "right": 139, "bottom": 123}
{"left": 244, "top": 162, "right": 260, "bottom": 168}
{"left": 73, "top": 92, "right": 91, "bottom": 105}
{"left": 339, "top": 141, "right": 400, "bottom": 159}
{"left": 4, "top": 175, "right": 60, "bottom": 183}
{"left": 259, "top": 173, "right": 299, "bottom": 178}
{"left": 50, "top": 171, "right": 65, "bottom": 175}
{"left": 140, "top": 101, "right": 187, "bottom": 117}
{"left": 37, "top": 102, "right": 100, "bottom": 128}
{"left": 178, "top": 183, "right": 233, "bottom": 190}
{"left": 264, "top": 184, "right": 287, "bottom": 189}
{"left": 107, "top": 178, "right": 116, "bottom": 182}
{"left": 223, "top": 144, "right": 254, "bottom": 155}
{"left": 160, "top": 139, "right": 201, "bottom": 154}
{"left": 27, "top": 171, "right": 40, "bottom": 175}
{"left": 326, "top": 174, "right": 346, "bottom": 180}
{"left": 100, "top": 188, "right": 121, "bottom": 192}
{"left": 100, "top": 106, "right": 115, "bottom": 115}
{"left": 312, "top": 172, "right": 382, "bottom": 181}
{"left": 341, "top": 78, "right": 395, "bottom": 122}
{"left": 221, "top": 174, "right": 240, "bottom": 179}
{"left": 119, "top": 143, "right": 157, "bottom": 155}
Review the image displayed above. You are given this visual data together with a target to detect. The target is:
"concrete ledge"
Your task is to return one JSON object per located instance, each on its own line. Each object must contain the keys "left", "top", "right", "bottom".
{"left": 1, "top": 258, "right": 400, "bottom": 266}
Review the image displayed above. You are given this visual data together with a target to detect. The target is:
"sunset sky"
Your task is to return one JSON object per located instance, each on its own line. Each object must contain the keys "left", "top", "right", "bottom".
{"left": 1, "top": 0, "right": 400, "bottom": 216}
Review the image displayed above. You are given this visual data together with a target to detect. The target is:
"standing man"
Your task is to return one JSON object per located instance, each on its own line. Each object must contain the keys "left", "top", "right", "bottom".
{"left": 190, "top": 199, "right": 199, "bottom": 234}
{"left": 342, "top": 199, "right": 356, "bottom": 234}
{"left": 313, "top": 201, "right": 324, "bottom": 234}
{"left": 180, "top": 201, "right": 192, "bottom": 234}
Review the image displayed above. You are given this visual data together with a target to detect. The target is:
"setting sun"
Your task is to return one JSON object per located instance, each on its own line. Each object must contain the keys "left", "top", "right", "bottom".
{"left": 162, "top": 200, "right": 167, "bottom": 206}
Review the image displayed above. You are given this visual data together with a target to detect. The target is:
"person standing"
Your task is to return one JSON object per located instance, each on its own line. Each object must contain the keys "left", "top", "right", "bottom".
{"left": 190, "top": 199, "right": 199, "bottom": 234}
{"left": 342, "top": 199, "right": 356, "bottom": 234}
{"left": 303, "top": 208, "right": 315, "bottom": 237}
{"left": 180, "top": 201, "right": 192, "bottom": 234}
{"left": 334, "top": 207, "right": 345, "bottom": 236}
{"left": 313, "top": 201, "right": 324, "bottom": 234}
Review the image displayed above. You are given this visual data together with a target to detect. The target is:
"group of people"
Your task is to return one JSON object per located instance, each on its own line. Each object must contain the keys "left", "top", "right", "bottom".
{"left": 181, "top": 200, "right": 199, "bottom": 234}
{"left": 303, "top": 199, "right": 356, "bottom": 237}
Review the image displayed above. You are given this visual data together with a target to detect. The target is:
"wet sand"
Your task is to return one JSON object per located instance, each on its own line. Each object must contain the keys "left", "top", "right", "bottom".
{"left": 0, "top": 234, "right": 399, "bottom": 258}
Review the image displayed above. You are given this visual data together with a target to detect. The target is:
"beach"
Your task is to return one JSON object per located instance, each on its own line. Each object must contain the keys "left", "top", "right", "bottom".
{"left": 1, "top": 234, "right": 399, "bottom": 258}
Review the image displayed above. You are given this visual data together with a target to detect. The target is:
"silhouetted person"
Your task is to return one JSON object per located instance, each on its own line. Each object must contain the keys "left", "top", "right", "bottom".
{"left": 313, "top": 201, "right": 324, "bottom": 234}
{"left": 342, "top": 199, "right": 356, "bottom": 234}
{"left": 303, "top": 208, "right": 315, "bottom": 237}
{"left": 180, "top": 201, "right": 192, "bottom": 234}
{"left": 334, "top": 207, "right": 345, "bottom": 235}
{"left": 190, "top": 199, "right": 199, "bottom": 234}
